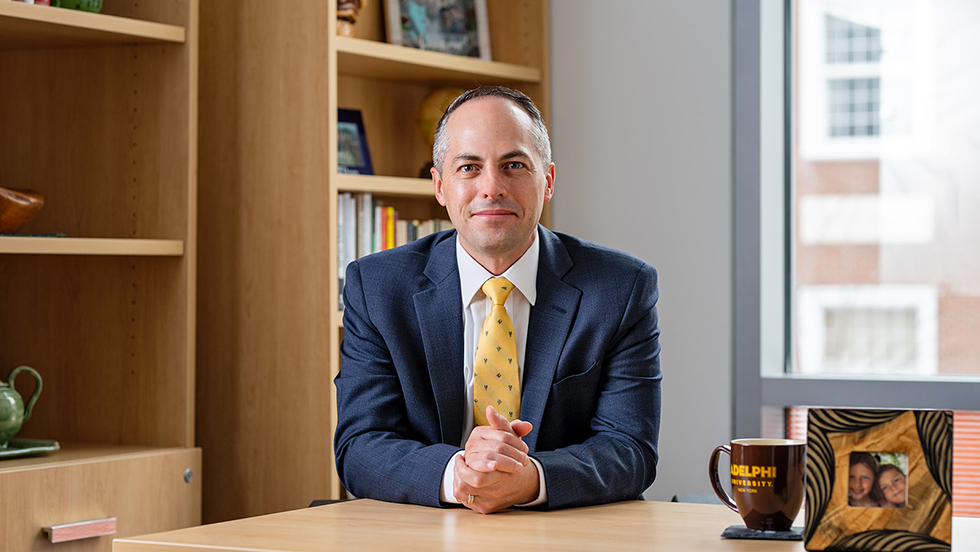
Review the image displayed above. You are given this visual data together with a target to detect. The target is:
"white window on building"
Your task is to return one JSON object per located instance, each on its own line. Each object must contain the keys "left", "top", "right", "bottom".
{"left": 824, "top": 307, "right": 917, "bottom": 365}
{"left": 824, "top": 14, "right": 882, "bottom": 138}
{"left": 827, "top": 77, "right": 880, "bottom": 138}
{"left": 824, "top": 14, "right": 882, "bottom": 64}
{"left": 798, "top": 0, "right": 932, "bottom": 160}
{"left": 797, "top": 286, "right": 937, "bottom": 376}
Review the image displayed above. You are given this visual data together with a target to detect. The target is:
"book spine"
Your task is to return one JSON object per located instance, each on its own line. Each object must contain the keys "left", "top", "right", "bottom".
{"left": 373, "top": 203, "right": 382, "bottom": 253}
{"left": 354, "top": 193, "right": 363, "bottom": 259}
{"left": 337, "top": 192, "right": 350, "bottom": 310}
{"left": 385, "top": 206, "right": 395, "bottom": 250}
{"left": 358, "top": 192, "right": 372, "bottom": 258}
{"left": 346, "top": 193, "right": 357, "bottom": 273}
{"left": 396, "top": 219, "right": 408, "bottom": 247}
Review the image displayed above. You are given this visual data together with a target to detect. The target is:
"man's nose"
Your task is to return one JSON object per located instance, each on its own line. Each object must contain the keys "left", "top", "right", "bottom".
{"left": 478, "top": 167, "right": 508, "bottom": 198}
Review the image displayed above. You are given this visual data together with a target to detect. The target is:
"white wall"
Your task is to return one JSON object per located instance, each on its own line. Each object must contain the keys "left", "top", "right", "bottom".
{"left": 550, "top": 1, "right": 734, "bottom": 501}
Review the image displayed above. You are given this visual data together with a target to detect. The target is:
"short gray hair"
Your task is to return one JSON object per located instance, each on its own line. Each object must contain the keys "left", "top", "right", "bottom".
{"left": 432, "top": 86, "right": 552, "bottom": 174}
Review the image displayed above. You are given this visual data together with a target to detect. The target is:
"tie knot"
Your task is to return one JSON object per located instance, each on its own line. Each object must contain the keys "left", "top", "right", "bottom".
{"left": 482, "top": 277, "right": 514, "bottom": 306}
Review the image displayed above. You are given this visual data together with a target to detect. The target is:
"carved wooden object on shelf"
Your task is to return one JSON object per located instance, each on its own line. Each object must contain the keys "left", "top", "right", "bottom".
{"left": 337, "top": 0, "right": 366, "bottom": 36}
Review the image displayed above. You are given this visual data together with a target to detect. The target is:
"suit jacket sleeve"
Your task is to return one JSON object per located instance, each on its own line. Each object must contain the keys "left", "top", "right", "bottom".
{"left": 531, "top": 259, "right": 661, "bottom": 509}
{"left": 333, "top": 257, "right": 460, "bottom": 507}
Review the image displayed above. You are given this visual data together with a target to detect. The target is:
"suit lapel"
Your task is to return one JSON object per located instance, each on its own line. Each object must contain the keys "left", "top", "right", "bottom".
{"left": 522, "top": 228, "right": 579, "bottom": 452}
{"left": 414, "top": 235, "right": 465, "bottom": 446}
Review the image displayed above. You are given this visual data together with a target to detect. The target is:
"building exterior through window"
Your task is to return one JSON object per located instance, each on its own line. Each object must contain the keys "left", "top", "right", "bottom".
{"left": 793, "top": 0, "right": 980, "bottom": 379}
{"left": 785, "top": 0, "right": 980, "bottom": 517}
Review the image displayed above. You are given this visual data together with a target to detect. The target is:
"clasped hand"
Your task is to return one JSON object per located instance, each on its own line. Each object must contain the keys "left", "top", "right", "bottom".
{"left": 453, "top": 405, "right": 539, "bottom": 514}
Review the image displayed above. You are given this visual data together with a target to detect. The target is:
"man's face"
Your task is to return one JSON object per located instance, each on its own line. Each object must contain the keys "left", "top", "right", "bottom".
{"left": 432, "top": 97, "right": 554, "bottom": 272}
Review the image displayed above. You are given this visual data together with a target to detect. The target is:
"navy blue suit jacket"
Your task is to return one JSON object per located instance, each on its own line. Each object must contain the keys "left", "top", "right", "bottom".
{"left": 334, "top": 226, "right": 661, "bottom": 509}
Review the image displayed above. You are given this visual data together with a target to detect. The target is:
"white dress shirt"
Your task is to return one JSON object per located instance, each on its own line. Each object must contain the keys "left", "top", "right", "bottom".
{"left": 439, "top": 231, "right": 548, "bottom": 506}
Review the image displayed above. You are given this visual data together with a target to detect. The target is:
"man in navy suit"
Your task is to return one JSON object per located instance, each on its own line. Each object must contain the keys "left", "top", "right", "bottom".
{"left": 334, "top": 86, "right": 661, "bottom": 513}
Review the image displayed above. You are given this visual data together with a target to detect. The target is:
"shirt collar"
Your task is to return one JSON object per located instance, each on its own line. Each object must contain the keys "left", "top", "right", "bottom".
{"left": 457, "top": 229, "right": 539, "bottom": 307}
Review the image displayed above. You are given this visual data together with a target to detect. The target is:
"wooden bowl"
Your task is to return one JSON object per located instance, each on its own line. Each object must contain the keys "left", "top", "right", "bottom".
{"left": 0, "top": 187, "right": 45, "bottom": 235}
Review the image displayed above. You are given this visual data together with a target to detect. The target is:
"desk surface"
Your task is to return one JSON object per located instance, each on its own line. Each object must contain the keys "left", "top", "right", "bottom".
{"left": 114, "top": 499, "right": 979, "bottom": 552}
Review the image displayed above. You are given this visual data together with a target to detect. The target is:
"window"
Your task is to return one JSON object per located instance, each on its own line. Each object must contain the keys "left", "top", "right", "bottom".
{"left": 823, "top": 11, "right": 883, "bottom": 138}
{"left": 824, "top": 14, "right": 882, "bottom": 64}
{"left": 797, "top": 286, "right": 937, "bottom": 375}
{"left": 792, "top": 0, "right": 978, "bottom": 379}
{"left": 733, "top": 0, "right": 980, "bottom": 518}
{"left": 797, "top": 0, "right": 932, "bottom": 160}
{"left": 827, "top": 77, "right": 880, "bottom": 138}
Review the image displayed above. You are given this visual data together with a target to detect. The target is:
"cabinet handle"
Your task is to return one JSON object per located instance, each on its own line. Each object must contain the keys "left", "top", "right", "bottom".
{"left": 43, "top": 517, "right": 117, "bottom": 543}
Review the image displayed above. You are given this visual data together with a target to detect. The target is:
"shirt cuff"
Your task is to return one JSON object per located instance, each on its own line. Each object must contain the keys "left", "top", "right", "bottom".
{"left": 516, "top": 456, "right": 548, "bottom": 507}
{"left": 440, "top": 451, "right": 465, "bottom": 504}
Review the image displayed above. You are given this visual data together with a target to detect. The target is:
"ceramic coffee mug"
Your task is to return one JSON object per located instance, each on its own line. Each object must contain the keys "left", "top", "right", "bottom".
{"left": 709, "top": 438, "right": 806, "bottom": 531}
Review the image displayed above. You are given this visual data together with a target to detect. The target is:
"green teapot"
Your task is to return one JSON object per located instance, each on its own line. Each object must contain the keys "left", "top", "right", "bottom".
{"left": 0, "top": 366, "right": 43, "bottom": 448}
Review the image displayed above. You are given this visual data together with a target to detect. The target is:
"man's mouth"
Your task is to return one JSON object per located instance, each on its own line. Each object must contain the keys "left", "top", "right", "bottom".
{"left": 472, "top": 209, "right": 516, "bottom": 218}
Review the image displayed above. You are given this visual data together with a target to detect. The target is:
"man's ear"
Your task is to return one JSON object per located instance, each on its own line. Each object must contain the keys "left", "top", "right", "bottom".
{"left": 543, "top": 163, "right": 555, "bottom": 203}
{"left": 432, "top": 166, "right": 447, "bottom": 206}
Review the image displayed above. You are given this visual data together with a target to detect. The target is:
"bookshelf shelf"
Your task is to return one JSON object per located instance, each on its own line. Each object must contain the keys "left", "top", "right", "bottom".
{"left": 335, "top": 174, "right": 433, "bottom": 197}
{"left": 0, "top": 443, "right": 185, "bottom": 472}
{"left": 0, "top": 237, "right": 184, "bottom": 256}
{"left": 0, "top": 2, "right": 185, "bottom": 50}
{"left": 335, "top": 36, "right": 541, "bottom": 84}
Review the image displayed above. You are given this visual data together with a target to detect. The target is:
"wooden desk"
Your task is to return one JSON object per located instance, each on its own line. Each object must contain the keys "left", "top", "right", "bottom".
{"left": 114, "top": 499, "right": 979, "bottom": 552}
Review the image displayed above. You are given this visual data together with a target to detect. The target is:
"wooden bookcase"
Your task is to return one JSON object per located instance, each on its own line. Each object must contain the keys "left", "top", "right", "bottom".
{"left": 196, "top": 0, "right": 548, "bottom": 523}
{"left": 0, "top": 1, "right": 200, "bottom": 550}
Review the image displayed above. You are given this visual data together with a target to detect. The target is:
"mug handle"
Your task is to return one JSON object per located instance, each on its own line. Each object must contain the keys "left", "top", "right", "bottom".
{"left": 709, "top": 445, "right": 739, "bottom": 513}
{"left": 9, "top": 366, "right": 43, "bottom": 422}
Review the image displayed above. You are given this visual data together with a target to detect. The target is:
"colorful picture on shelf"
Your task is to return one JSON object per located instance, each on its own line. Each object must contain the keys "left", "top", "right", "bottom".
{"left": 385, "top": 0, "right": 491, "bottom": 60}
{"left": 337, "top": 109, "right": 373, "bottom": 175}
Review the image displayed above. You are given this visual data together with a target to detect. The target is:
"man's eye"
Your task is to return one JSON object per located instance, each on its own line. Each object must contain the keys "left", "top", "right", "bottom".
{"left": 459, "top": 164, "right": 476, "bottom": 173}
{"left": 505, "top": 161, "right": 525, "bottom": 170}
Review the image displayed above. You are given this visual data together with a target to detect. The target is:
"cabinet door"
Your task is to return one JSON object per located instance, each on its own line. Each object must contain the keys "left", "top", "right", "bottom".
{"left": 0, "top": 448, "right": 200, "bottom": 552}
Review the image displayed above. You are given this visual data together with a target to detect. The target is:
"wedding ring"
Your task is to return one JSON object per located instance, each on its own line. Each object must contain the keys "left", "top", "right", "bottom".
{"left": 467, "top": 494, "right": 475, "bottom": 506}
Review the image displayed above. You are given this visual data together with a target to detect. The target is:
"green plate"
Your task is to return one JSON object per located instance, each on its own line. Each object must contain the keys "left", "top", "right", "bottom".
{"left": 0, "top": 438, "right": 60, "bottom": 459}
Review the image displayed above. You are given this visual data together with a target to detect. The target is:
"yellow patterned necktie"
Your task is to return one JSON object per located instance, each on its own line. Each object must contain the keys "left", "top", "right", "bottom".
{"left": 473, "top": 277, "right": 521, "bottom": 426}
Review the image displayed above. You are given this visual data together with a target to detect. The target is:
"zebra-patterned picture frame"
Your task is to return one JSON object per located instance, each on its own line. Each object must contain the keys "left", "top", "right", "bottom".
{"left": 804, "top": 408, "right": 953, "bottom": 552}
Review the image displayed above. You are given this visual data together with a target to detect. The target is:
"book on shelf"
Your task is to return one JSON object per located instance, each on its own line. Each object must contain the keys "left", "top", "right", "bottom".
{"left": 385, "top": 206, "right": 395, "bottom": 251}
{"left": 357, "top": 192, "right": 372, "bottom": 259}
{"left": 336, "top": 192, "right": 454, "bottom": 311}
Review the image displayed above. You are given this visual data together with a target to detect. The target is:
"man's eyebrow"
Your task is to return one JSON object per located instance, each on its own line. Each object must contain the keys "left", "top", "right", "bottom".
{"left": 499, "top": 149, "right": 531, "bottom": 161}
{"left": 451, "top": 153, "right": 483, "bottom": 165}
{"left": 450, "top": 150, "right": 532, "bottom": 166}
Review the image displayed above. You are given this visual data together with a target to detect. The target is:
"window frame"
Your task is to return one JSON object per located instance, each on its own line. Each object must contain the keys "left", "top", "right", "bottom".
{"left": 732, "top": 0, "right": 980, "bottom": 439}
